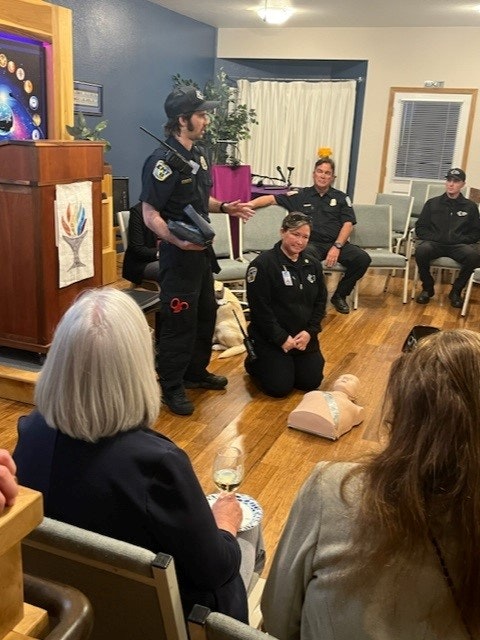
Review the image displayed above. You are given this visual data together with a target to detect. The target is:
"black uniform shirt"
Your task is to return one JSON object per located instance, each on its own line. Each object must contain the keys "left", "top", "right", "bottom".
{"left": 139, "top": 136, "right": 212, "bottom": 223}
{"left": 275, "top": 186, "right": 356, "bottom": 244}
{"left": 246, "top": 241, "right": 327, "bottom": 348}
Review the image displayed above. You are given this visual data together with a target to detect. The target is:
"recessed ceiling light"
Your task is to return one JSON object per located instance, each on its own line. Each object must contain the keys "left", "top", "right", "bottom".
{"left": 257, "top": 6, "right": 294, "bottom": 25}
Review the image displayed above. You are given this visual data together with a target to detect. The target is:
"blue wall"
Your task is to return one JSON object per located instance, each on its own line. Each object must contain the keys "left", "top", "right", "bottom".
{"left": 52, "top": 0, "right": 217, "bottom": 201}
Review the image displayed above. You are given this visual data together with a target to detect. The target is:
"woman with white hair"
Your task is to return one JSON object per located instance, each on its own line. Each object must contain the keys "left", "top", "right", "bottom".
{"left": 13, "top": 288, "right": 247, "bottom": 621}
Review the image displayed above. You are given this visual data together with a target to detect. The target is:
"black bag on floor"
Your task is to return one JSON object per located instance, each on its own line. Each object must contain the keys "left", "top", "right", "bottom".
{"left": 402, "top": 325, "right": 440, "bottom": 352}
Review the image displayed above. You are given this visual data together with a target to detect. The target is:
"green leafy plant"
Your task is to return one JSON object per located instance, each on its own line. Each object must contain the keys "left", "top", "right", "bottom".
{"left": 66, "top": 112, "right": 111, "bottom": 152}
{"left": 172, "top": 69, "right": 258, "bottom": 165}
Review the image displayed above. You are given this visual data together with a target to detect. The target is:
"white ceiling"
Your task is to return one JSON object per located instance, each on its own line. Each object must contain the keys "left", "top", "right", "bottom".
{"left": 148, "top": 0, "right": 480, "bottom": 28}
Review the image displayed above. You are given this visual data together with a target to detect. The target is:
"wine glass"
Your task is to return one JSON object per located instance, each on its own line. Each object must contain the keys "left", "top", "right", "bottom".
{"left": 212, "top": 446, "right": 244, "bottom": 493}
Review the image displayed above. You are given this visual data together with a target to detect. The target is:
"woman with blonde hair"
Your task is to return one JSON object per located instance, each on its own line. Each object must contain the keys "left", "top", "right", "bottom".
{"left": 14, "top": 288, "right": 248, "bottom": 621}
{"left": 262, "top": 329, "right": 480, "bottom": 639}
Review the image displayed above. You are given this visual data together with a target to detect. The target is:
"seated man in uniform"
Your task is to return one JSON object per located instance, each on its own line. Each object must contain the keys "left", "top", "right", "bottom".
{"left": 247, "top": 157, "right": 370, "bottom": 314}
{"left": 415, "top": 167, "right": 480, "bottom": 308}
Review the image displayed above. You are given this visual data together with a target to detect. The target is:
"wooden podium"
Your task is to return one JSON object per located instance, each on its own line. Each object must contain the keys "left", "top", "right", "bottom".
{"left": 0, "top": 140, "right": 104, "bottom": 353}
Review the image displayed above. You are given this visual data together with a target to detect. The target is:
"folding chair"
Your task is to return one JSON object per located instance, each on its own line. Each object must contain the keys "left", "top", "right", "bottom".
{"left": 411, "top": 257, "right": 461, "bottom": 300}
{"left": 461, "top": 267, "right": 480, "bottom": 317}
{"left": 350, "top": 204, "right": 410, "bottom": 307}
{"left": 22, "top": 517, "right": 189, "bottom": 640}
{"left": 240, "top": 206, "right": 287, "bottom": 263}
{"left": 188, "top": 605, "right": 277, "bottom": 640}
{"left": 210, "top": 214, "right": 248, "bottom": 300}
{"left": 375, "top": 193, "right": 414, "bottom": 256}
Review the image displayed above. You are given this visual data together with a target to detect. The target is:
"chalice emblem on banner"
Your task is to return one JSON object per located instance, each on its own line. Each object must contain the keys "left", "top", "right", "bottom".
{"left": 61, "top": 202, "right": 88, "bottom": 270}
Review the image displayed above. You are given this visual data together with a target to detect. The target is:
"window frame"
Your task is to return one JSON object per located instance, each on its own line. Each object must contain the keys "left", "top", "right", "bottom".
{"left": 379, "top": 87, "right": 478, "bottom": 193}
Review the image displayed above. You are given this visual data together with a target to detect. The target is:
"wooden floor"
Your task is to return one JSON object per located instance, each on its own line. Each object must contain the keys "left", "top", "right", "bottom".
{"left": 1, "top": 261, "right": 479, "bottom": 573}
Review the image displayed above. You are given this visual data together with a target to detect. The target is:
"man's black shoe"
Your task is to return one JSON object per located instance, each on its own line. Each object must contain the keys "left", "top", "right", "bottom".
{"left": 416, "top": 290, "right": 433, "bottom": 304}
{"left": 184, "top": 373, "right": 228, "bottom": 390}
{"left": 448, "top": 289, "right": 464, "bottom": 308}
{"left": 331, "top": 294, "right": 350, "bottom": 314}
{"left": 162, "top": 388, "right": 194, "bottom": 416}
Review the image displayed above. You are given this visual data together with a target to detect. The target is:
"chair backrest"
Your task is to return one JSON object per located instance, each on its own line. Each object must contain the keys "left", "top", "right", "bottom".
{"left": 117, "top": 210, "right": 130, "bottom": 250}
{"left": 240, "top": 205, "right": 287, "bottom": 257}
{"left": 350, "top": 204, "right": 392, "bottom": 250}
{"left": 188, "top": 605, "right": 278, "bottom": 640}
{"left": 209, "top": 214, "right": 235, "bottom": 259}
{"left": 426, "top": 183, "right": 469, "bottom": 201}
{"left": 375, "top": 193, "right": 413, "bottom": 236}
{"left": 410, "top": 179, "right": 443, "bottom": 216}
{"left": 22, "top": 517, "right": 188, "bottom": 640}
{"left": 425, "top": 183, "right": 446, "bottom": 200}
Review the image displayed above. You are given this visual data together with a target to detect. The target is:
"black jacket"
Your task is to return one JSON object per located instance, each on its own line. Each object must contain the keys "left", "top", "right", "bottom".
{"left": 415, "top": 193, "right": 480, "bottom": 245}
{"left": 13, "top": 411, "right": 248, "bottom": 622}
{"left": 122, "top": 202, "right": 158, "bottom": 285}
{"left": 246, "top": 242, "right": 327, "bottom": 349}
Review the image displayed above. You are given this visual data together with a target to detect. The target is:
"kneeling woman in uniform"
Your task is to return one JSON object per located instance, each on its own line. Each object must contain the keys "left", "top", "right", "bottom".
{"left": 245, "top": 212, "right": 327, "bottom": 397}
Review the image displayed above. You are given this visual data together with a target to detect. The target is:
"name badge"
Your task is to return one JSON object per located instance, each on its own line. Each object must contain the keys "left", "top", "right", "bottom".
{"left": 282, "top": 270, "right": 293, "bottom": 286}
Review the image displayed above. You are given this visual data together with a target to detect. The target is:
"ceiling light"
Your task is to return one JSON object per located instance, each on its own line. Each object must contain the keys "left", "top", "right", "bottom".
{"left": 257, "top": 5, "right": 294, "bottom": 25}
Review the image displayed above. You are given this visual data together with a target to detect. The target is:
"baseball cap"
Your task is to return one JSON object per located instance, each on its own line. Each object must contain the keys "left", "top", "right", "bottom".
{"left": 164, "top": 86, "right": 219, "bottom": 118}
{"left": 445, "top": 168, "right": 466, "bottom": 182}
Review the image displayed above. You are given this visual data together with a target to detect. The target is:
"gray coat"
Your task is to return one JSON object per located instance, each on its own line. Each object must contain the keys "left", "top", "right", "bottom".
{"left": 262, "top": 461, "right": 467, "bottom": 640}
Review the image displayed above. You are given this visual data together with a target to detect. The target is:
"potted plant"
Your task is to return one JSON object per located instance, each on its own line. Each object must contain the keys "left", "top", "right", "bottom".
{"left": 172, "top": 69, "right": 257, "bottom": 165}
{"left": 66, "top": 112, "right": 111, "bottom": 152}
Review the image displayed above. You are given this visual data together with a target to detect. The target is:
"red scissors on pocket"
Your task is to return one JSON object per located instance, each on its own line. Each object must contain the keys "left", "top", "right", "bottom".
{"left": 170, "top": 297, "right": 189, "bottom": 313}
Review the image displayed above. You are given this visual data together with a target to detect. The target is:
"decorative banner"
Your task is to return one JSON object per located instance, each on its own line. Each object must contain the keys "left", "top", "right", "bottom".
{"left": 55, "top": 181, "right": 94, "bottom": 288}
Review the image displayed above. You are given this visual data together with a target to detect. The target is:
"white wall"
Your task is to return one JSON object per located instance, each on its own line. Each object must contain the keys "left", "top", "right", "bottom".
{"left": 217, "top": 26, "right": 480, "bottom": 203}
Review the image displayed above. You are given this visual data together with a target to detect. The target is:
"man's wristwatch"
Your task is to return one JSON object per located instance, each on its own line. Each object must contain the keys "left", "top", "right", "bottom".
{"left": 333, "top": 241, "right": 343, "bottom": 249}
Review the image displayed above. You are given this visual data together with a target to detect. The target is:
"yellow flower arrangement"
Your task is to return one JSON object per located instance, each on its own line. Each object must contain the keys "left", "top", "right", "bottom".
{"left": 317, "top": 147, "right": 333, "bottom": 158}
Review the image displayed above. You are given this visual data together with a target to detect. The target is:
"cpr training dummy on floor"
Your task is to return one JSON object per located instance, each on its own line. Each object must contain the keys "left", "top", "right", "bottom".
{"left": 288, "top": 374, "right": 364, "bottom": 440}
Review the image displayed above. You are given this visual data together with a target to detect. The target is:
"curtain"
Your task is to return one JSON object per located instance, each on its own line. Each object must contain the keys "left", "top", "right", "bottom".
{"left": 237, "top": 79, "right": 356, "bottom": 193}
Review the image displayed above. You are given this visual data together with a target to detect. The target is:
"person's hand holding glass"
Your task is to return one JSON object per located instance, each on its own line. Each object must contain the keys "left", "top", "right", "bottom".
{"left": 211, "top": 446, "right": 244, "bottom": 536}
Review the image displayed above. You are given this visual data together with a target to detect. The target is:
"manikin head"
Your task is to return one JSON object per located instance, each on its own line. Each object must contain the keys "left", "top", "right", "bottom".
{"left": 332, "top": 374, "right": 360, "bottom": 400}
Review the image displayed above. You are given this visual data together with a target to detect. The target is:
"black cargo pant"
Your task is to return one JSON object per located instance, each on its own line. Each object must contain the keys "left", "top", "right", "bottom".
{"left": 155, "top": 243, "right": 217, "bottom": 392}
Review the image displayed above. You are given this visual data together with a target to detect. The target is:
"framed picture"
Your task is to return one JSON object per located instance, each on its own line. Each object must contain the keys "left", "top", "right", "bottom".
{"left": 73, "top": 81, "right": 103, "bottom": 116}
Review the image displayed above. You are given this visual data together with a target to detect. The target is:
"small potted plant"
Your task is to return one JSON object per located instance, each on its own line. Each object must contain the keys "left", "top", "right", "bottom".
{"left": 172, "top": 69, "right": 257, "bottom": 165}
{"left": 66, "top": 112, "right": 111, "bottom": 152}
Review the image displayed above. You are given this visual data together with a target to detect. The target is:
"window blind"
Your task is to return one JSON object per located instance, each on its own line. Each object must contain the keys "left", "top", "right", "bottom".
{"left": 394, "top": 100, "right": 461, "bottom": 180}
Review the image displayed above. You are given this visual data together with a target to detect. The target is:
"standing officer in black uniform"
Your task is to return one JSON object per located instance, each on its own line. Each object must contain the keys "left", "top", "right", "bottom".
{"left": 141, "top": 86, "right": 254, "bottom": 415}
{"left": 245, "top": 212, "right": 327, "bottom": 398}
{"left": 247, "top": 157, "right": 370, "bottom": 314}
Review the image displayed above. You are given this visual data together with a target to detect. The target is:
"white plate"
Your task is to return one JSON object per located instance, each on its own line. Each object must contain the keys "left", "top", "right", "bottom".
{"left": 206, "top": 492, "right": 263, "bottom": 532}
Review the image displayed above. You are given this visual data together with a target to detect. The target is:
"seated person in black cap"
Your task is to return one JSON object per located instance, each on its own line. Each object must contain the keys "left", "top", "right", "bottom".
{"left": 415, "top": 168, "right": 480, "bottom": 307}
{"left": 122, "top": 202, "right": 160, "bottom": 286}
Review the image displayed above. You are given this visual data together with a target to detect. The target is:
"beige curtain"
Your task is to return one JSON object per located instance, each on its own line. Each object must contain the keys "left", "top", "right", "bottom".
{"left": 237, "top": 79, "right": 356, "bottom": 192}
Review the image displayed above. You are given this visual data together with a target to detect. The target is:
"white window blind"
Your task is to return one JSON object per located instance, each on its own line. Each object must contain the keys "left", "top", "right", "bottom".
{"left": 394, "top": 100, "right": 461, "bottom": 180}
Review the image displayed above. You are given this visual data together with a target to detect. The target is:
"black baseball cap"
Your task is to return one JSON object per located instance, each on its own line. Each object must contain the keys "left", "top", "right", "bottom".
{"left": 164, "top": 86, "right": 219, "bottom": 118}
{"left": 445, "top": 168, "right": 466, "bottom": 182}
